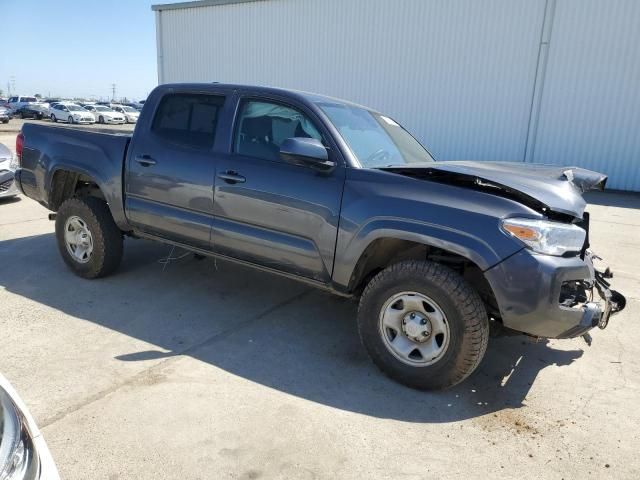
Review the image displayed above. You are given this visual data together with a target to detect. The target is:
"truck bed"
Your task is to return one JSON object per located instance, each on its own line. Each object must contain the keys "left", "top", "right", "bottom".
{"left": 17, "top": 123, "right": 131, "bottom": 218}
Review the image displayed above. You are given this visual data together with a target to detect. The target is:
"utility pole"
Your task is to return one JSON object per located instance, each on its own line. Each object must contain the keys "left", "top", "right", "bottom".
{"left": 111, "top": 83, "right": 116, "bottom": 102}
{"left": 10, "top": 76, "right": 16, "bottom": 95}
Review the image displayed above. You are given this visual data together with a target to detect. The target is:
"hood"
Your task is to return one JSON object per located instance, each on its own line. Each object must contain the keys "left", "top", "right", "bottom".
{"left": 382, "top": 161, "right": 607, "bottom": 218}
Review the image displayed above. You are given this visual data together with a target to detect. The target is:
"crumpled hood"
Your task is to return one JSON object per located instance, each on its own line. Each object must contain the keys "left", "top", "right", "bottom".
{"left": 383, "top": 161, "right": 607, "bottom": 218}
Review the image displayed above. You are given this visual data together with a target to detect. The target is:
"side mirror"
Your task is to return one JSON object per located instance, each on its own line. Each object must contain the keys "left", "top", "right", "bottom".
{"left": 279, "top": 138, "right": 335, "bottom": 171}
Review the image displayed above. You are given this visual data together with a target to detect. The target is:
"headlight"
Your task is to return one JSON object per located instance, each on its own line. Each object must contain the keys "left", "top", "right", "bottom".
{"left": 1, "top": 390, "right": 35, "bottom": 479}
{"left": 501, "top": 217, "right": 586, "bottom": 256}
{"left": 0, "top": 376, "right": 60, "bottom": 480}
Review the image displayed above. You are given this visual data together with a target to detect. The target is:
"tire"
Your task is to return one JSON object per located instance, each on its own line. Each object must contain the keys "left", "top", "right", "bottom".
{"left": 55, "top": 197, "right": 123, "bottom": 279}
{"left": 357, "top": 260, "right": 489, "bottom": 390}
{"left": 20, "top": 112, "right": 25, "bottom": 119}
{"left": 68, "top": 116, "right": 74, "bottom": 124}
{"left": 51, "top": 114, "right": 57, "bottom": 123}
{"left": 98, "top": 115, "right": 104, "bottom": 124}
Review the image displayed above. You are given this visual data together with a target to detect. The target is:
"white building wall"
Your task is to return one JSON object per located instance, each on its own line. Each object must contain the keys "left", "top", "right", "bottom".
{"left": 530, "top": 0, "right": 640, "bottom": 191}
{"left": 155, "top": 0, "right": 640, "bottom": 191}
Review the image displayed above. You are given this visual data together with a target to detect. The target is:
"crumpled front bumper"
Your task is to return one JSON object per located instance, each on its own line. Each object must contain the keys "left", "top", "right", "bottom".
{"left": 484, "top": 249, "right": 626, "bottom": 339}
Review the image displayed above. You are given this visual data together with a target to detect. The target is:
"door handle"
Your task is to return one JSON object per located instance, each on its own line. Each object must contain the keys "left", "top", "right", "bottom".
{"left": 217, "top": 170, "right": 246, "bottom": 184}
{"left": 135, "top": 154, "right": 156, "bottom": 166}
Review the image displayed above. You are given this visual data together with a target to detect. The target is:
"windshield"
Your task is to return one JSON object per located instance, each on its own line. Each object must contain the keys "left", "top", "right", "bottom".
{"left": 67, "top": 105, "right": 84, "bottom": 111}
{"left": 122, "top": 106, "right": 137, "bottom": 112}
{"left": 22, "top": 97, "right": 37, "bottom": 103}
{"left": 318, "top": 102, "right": 434, "bottom": 167}
{"left": 95, "top": 106, "right": 112, "bottom": 112}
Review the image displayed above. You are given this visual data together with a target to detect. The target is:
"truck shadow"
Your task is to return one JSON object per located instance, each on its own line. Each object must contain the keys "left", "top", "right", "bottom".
{"left": 0, "top": 232, "right": 584, "bottom": 423}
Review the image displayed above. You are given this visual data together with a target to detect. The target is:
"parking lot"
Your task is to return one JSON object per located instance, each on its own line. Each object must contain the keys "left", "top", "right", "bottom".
{"left": 1, "top": 127, "right": 639, "bottom": 479}
{"left": 0, "top": 117, "right": 135, "bottom": 134}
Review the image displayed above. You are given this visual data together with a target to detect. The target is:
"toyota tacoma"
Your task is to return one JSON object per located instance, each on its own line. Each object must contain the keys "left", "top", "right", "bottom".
{"left": 13, "top": 83, "right": 625, "bottom": 390}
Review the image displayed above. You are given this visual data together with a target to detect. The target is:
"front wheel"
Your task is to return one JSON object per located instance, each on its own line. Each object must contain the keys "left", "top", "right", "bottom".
{"left": 55, "top": 197, "right": 123, "bottom": 279}
{"left": 51, "top": 114, "right": 57, "bottom": 122}
{"left": 68, "top": 116, "right": 74, "bottom": 124}
{"left": 98, "top": 115, "right": 104, "bottom": 124}
{"left": 357, "top": 260, "right": 489, "bottom": 390}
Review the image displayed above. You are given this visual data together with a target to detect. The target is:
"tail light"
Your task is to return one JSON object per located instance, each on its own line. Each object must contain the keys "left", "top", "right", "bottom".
{"left": 16, "top": 132, "right": 24, "bottom": 163}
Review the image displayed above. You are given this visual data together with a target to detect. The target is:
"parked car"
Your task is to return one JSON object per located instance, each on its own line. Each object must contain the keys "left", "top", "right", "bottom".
{"left": 15, "top": 103, "right": 48, "bottom": 120}
{"left": 110, "top": 104, "right": 139, "bottom": 123}
{"left": 6, "top": 95, "right": 38, "bottom": 112}
{"left": 0, "top": 142, "right": 19, "bottom": 199}
{"left": 49, "top": 103, "right": 95, "bottom": 124}
{"left": 83, "top": 104, "right": 126, "bottom": 124}
{"left": 13, "top": 83, "right": 626, "bottom": 390}
{"left": 0, "top": 374, "right": 60, "bottom": 479}
{"left": 0, "top": 106, "right": 11, "bottom": 123}
{"left": 125, "top": 101, "right": 144, "bottom": 111}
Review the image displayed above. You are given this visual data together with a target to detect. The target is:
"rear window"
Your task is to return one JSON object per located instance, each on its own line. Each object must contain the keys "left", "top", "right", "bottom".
{"left": 21, "top": 97, "right": 37, "bottom": 103}
{"left": 152, "top": 93, "right": 225, "bottom": 149}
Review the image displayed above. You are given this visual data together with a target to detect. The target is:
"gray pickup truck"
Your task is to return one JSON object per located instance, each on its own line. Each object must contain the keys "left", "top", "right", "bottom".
{"left": 14, "top": 83, "right": 625, "bottom": 390}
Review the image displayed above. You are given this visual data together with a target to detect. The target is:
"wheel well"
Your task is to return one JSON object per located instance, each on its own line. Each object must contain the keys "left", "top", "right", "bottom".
{"left": 349, "top": 238, "right": 501, "bottom": 320}
{"left": 49, "top": 170, "right": 105, "bottom": 210}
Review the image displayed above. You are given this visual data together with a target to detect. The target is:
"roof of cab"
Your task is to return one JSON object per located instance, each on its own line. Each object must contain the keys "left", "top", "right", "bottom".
{"left": 156, "top": 82, "right": 376, "bottom": 111}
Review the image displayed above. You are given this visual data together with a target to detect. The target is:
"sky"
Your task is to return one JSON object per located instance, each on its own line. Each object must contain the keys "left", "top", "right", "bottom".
{"left": 1, "top": 0, "right": 161, "bottom": 101}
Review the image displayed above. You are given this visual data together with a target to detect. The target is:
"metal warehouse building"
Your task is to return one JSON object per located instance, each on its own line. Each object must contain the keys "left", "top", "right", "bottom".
{"left": 152, "top": 0, "right": 640, "bottom": 191}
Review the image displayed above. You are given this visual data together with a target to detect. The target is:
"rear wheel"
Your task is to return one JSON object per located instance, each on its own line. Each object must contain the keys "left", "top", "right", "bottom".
{"left": 55, "top": 197, "right": 123, "bottom": 279}
{"left": 357, "top": 260, "right": 489, "bottom": 390}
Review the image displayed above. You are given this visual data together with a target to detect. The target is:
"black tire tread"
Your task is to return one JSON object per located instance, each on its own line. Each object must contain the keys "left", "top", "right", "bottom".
{"left": 358, "top": 260, "right": 489, "bottom": 390}
{"left": 55, "top": 197, "right": 123, "bottom": 279}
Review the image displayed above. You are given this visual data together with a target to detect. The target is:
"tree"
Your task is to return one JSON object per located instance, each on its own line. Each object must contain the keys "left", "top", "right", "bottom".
{"left": 35, "top": 93, "right": 42, "bottom": 98}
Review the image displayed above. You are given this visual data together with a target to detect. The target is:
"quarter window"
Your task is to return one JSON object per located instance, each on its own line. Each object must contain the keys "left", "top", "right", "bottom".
{"left": 234, "top": 100, "right": 322, "bottom": 162}
{"left": 152, "top": 93, "right": 225, "bottom": 149}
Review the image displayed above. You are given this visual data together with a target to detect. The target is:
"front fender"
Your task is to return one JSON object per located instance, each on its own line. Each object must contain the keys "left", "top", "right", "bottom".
{"left": 332, "top": 216, "right": 518, "bottom": 291}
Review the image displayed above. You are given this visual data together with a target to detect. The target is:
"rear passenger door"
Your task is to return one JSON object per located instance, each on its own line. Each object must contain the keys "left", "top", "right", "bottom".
{"left": 125, "top": 91, "right": 226, "bottom": 250}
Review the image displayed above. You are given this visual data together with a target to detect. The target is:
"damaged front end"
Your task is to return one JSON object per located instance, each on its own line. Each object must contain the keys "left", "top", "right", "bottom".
{"left": 558, "top": 253, "right": 626, "bottom": 344}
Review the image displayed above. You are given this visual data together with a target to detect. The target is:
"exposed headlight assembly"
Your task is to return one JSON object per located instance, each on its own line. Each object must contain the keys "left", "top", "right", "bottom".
{"left": 501, "top": 217, "right": 586, "bottom": 256}
{"left": 0, "top": 376, "right": 59, "bottom": 480}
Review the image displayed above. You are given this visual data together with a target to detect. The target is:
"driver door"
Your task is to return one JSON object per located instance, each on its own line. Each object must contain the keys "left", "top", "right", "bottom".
{"left": 211, "top": 96, "right": 346, "bottom": 283}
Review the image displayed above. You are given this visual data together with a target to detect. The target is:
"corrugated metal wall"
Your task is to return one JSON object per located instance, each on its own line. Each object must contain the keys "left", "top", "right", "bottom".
{"left": 156, "top": 0, "right": 640, "bottom": 191}
{"left": 530, "top": 0, "right": 640, "bottom": 190}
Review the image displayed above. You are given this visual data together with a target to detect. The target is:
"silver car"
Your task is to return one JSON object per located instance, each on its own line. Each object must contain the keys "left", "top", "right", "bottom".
{"left": 0, "top": 374, "right": 60, "bottom": 479}
{"left": 0, "top": 143, "right": 19, "bottom": 199}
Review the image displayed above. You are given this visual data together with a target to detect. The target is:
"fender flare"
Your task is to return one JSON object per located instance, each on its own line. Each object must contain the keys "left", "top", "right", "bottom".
{"left": 46, "top": 162, "right": 130, "bottom": 230}
{"left": 332, "top": 217, "right": 516, "bottom": 291}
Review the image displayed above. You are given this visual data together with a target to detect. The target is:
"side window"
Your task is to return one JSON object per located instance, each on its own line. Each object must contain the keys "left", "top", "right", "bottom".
{"left": 9, "top": 97, "right": 16, "bottom": 103}
{"left": 234, "top": 100, "right": 322, "bottom": 162}
{"left": 151, "top": 93, "right": 224, "bottom": 149}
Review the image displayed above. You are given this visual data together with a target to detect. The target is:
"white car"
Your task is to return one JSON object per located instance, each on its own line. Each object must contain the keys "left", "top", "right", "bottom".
{"left": 49, "top": 103, "right": 95, "bottom": 124}
{"left": 83, "top": 105, "right": 126, "bottom": 124}
{"left": 111, "top": 105, "right": 140, "bottom": 123}
{"left": 0, "top": 142, "right": 20, "bottom": 199}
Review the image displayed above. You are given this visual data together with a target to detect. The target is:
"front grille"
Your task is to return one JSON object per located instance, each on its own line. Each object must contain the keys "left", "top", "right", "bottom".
{"left": 0, "top": 179, "right": 13, "bottom": 192}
